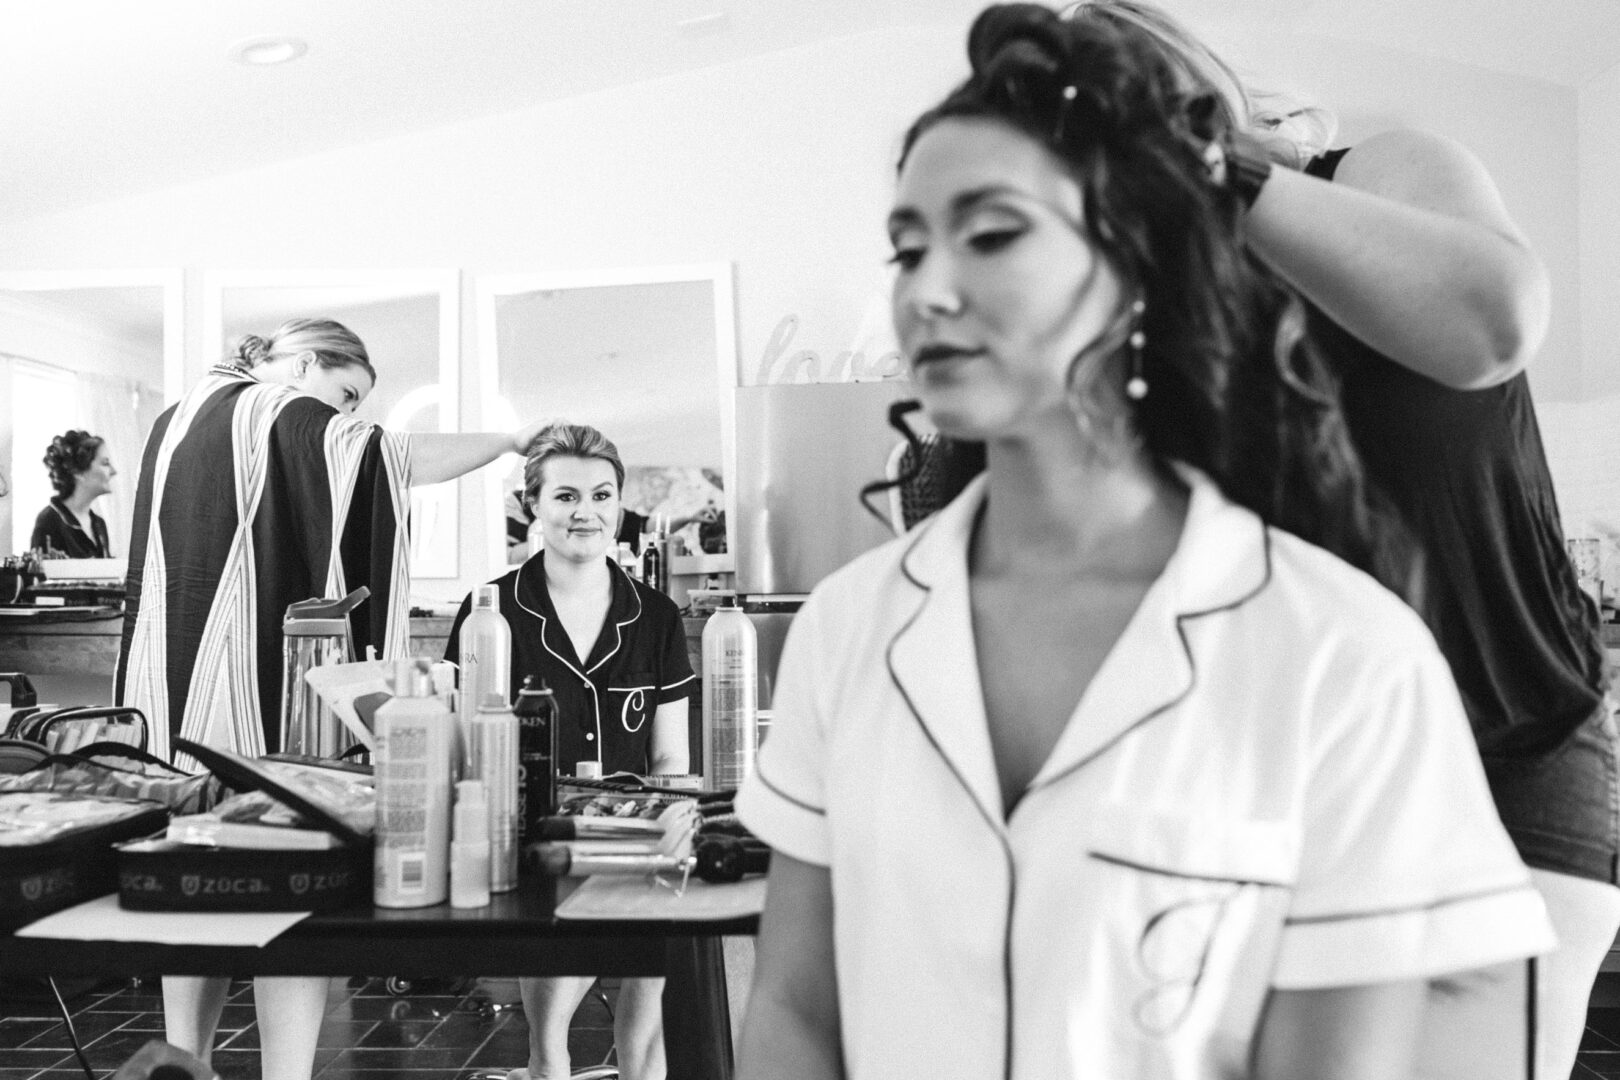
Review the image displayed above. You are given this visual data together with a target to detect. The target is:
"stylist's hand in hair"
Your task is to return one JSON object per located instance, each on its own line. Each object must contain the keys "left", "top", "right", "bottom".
{"left": 511, "top": 418, "right": 554, "bottom": 457}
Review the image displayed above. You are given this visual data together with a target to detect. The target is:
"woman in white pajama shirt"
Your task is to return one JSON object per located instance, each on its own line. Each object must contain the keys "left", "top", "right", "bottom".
{"left": 734, "top": 6, "right": 1553, "bottom": 1078}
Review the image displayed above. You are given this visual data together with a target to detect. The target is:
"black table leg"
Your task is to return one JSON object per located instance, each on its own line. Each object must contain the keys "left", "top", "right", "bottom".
{"left": 662, "top": 935, "right": 732, "bottom": 1080}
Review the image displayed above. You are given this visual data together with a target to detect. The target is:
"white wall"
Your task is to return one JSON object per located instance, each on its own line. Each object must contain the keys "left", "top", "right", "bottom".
{"left": 0, "top": 23, "right": 1587, "bottom": 598}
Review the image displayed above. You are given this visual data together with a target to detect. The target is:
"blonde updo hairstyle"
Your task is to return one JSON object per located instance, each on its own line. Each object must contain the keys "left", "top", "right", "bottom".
{"left": 1063, "top": 0, "right": 1336, "bottom": 169}
{"left": 227, "top": 317, "right": 378, "bottom": 386}
{"left": 522, "top": 423, "right": 626, "bottom": 508}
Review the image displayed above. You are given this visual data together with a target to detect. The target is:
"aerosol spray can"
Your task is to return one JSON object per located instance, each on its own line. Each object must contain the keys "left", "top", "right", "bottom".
{"left": 641, "top": 515, "right": 667, "bottom": 594}
{"left": 457, "top": 584, "right": 511, "bottom": 775}
{"left": 373, "top": 658, "right": 453, "bottom": 908}
{"left": 701, "top": 602, "right": 758, "bottom": 789}
{"left": 514, "top": 675, "right": 557, "bottom": 848}
{"left": 469, "top": 690, "right": 519, "bottom": 892}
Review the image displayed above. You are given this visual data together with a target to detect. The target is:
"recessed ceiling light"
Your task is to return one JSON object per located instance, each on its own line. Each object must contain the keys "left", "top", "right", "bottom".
{"left": 227, "top": 36, "right": 309, "bottom": 66}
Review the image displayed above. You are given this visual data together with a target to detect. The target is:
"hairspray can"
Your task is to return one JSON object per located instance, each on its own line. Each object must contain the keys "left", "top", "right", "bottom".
{"left": 641, "top": 533, "right": 664, "bottom": 594}
{"left": 373, "top": 659, "right": 453, "bottom": 908}
{"left": 457, "top": 584, "right": 511, "bottom": 775}
{"left": 701, "top": 603, "right": 758, "bottom": 789}
{"left": 470, "top": 689, "right": 519, "bottom": 892}
{"left": 514, "top": 675, "right": 557, "bottom": 848}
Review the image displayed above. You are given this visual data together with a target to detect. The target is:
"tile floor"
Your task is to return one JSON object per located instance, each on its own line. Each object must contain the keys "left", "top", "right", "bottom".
{"left": 1580, "top": 1003, "right": 1620, "bottom": 1079}
{"left": 0, "top": 975, "right": 618, "bottom": 1080}
{"left": 11, "top": 971, "right": 1620, "bottom": 1079}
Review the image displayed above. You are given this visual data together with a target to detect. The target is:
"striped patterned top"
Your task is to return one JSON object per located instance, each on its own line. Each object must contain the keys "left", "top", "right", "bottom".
{"left": 116, "top": 364, "right": 411, "bottom": 767}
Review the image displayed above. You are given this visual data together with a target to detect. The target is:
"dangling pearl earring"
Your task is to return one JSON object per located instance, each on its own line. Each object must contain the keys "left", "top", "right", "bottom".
{"left": 1125, "top": 298, "right": 1148, "bottom": 401}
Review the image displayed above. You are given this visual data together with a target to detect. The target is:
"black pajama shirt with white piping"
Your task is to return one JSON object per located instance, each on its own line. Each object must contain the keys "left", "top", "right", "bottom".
{"left": 444, "top": 552, "right": 696, "bottom": 776}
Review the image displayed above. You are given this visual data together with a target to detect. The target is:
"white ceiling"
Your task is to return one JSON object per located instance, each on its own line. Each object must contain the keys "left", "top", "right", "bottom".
{"left": 4, "top": 0, "right": 1620, "bottom": 223}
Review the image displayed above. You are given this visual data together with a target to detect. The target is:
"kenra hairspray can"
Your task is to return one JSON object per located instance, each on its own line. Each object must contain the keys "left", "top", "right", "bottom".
{"left": 701, "top": 604, "right": 758, "bottom": 789}
{"left": 470, "top": 690, "right": 520, "bottom": 892}
{"left": 457, "top": 584, "right": 511, "bottom": 776}
{"left": 373, "top": 659, "right": 453, "bottom": 908}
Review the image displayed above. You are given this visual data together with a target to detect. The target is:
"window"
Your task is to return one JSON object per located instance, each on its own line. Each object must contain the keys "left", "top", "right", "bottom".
{"left": 9, "top": 359, "right": 82, "bottom": 554}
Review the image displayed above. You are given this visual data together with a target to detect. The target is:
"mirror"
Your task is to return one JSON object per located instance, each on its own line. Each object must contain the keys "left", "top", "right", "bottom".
{"left": 203, "top": 269, "right": 461, "bottom": 578}
{"left": 0, "top": 270, "right": 183, "bottom": 560}
{"left": 477, "top": 263, "right": 737, "bottom": 575}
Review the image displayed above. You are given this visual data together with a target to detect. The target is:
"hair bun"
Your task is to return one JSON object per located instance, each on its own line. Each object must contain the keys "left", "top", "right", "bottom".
{"left": 965, "top": 3, "right": 1132, "bottom": 142}
{"left": 967, "top": 3, "right": 1067, "bottom": 77}
{"left": 231, "top": 334, "right": 271, "bottom": 367}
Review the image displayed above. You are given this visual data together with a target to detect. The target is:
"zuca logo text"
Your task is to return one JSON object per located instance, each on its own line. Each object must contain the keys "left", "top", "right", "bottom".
{"left": 20, "top": 871, "right": 70, "bottom": 902}
{"left": 289, "top": 871, "right": 351, "bottom": 893}
{"left": 182, "top": 876, "right": 270, "bottom": 896}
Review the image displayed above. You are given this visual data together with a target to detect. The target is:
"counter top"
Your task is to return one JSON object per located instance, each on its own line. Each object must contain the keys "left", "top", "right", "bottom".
{"left": 0, "top": 614, "right": 458, "bottom": 680}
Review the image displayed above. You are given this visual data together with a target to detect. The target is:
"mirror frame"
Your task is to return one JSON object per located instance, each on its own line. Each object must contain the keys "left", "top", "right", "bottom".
{"left": 0, "top": 268, "right": 184, "bottom": 558}
{"left": 0, "top": 268, "right": 184, "bottom": 402}
{"left": 475, "top": 262, "right": 738, "bottom": 579}
{"left": 201, "top": 267, "right": 463, "bottom": 578}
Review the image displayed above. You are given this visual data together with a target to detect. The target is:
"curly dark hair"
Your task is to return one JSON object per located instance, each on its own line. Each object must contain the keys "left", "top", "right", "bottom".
{"left": 896, "top": 2, "right": 1417, "bottom": 599}
{"left": 43, "top": 430, "right": 104, "bottom": 498}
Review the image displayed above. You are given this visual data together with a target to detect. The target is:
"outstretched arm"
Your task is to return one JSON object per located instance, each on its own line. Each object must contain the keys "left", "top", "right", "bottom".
{"left": 1245, "top": 129, "right": 1550, "bottom": 389}
{"left": 405, "top": 419, "right": 550, "bottom": 486}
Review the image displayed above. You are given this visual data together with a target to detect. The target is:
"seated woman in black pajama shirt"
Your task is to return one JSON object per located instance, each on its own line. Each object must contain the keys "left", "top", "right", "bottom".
{"left": 445, "top": 421, "right": 693, "bottom": 1080}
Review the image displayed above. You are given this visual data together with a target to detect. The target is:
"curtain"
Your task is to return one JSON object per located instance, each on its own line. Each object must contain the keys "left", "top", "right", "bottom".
{"left": 77, "top": 370, "right": 156, "bottom": 560}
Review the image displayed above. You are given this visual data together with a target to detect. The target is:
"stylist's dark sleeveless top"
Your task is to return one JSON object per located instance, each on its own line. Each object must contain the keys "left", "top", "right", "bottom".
{"left": 1307, "top": 149, "right": 1605, "bottom": 760}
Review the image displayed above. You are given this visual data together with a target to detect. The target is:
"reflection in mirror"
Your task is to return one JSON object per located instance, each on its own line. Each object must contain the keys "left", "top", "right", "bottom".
{"left": 203, "top": 270, "right": 460, "bottom": 578}
{"left": 0, "top": 271, "right": 182, "bottom": 560}
{"left": 477, "top": 264, "right": 737, "bottom": 575}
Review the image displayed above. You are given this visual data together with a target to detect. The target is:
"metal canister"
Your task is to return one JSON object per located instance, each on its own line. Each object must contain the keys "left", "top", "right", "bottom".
{"left": 469, "top": 690, "right": 520, "bottom": 892}
{"left": 279, "top": 586, "right": 370, "bottom": 757}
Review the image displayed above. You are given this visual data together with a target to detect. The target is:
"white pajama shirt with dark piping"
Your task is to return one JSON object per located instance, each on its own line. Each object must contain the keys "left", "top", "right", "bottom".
{"left": 736, "top": 466, "right": 1554, "bottom": 1080}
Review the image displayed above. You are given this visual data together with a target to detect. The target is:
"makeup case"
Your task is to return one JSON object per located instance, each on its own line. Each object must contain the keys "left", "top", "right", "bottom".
{"left": 116, "top": 739, "right": 373, "bottom": 913}
{"left": 0, "top": 790, "right": 170, "bottom": 931}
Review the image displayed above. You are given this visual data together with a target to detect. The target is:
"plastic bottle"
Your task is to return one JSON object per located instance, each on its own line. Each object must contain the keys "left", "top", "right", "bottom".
{"left": 457, "top": 584, "right": 511, "bottom": 775}
{"left": 429, "top": 660, "right": 461, "bottom": 781}
{"left": 450, "top": 779, "right": 491, "bottom": 909}
{"left": 373, "top": 658, "right": 453, "bottom": 908}
{"left": 701, "top": 603, "right": 758, "bottom": 789}
{"left": 514, "top": 675, "right": 557, "bottom": 848}
{"left": 469, "top": 690, "right": 520, "bottom": 892}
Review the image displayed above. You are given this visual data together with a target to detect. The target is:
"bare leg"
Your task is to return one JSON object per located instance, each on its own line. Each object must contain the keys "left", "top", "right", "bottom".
{"left": 614, "top": 977, "right": 667, "bottom": 1080}
{"left": 516, "top": 976, "right": 593, "bottom": 1080}
{"left": 161, "top": 975, "right": 230, "bottom": 1067}
{"left": 254, "top": 975, "right": 332, "bottom": 1080}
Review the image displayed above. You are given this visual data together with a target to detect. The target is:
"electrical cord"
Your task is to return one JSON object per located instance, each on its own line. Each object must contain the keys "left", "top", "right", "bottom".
{"left": 48, "top": 976, "right": 96, "bottom": 1080}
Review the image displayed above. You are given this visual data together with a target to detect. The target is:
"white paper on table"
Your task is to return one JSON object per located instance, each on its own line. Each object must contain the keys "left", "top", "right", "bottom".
{"left": 554, "top": 874, "right": 766, "bottom": 922}
{"left": 13, "top": 894, "right": 311, "bottom": 947}
{"left": 302, "top": 659, "right": 399, "bottom": 751}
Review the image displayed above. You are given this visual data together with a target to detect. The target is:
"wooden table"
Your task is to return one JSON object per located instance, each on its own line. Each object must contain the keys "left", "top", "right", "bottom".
{"left": 0, "top": 875, "right": 758, "bottom": 1080}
